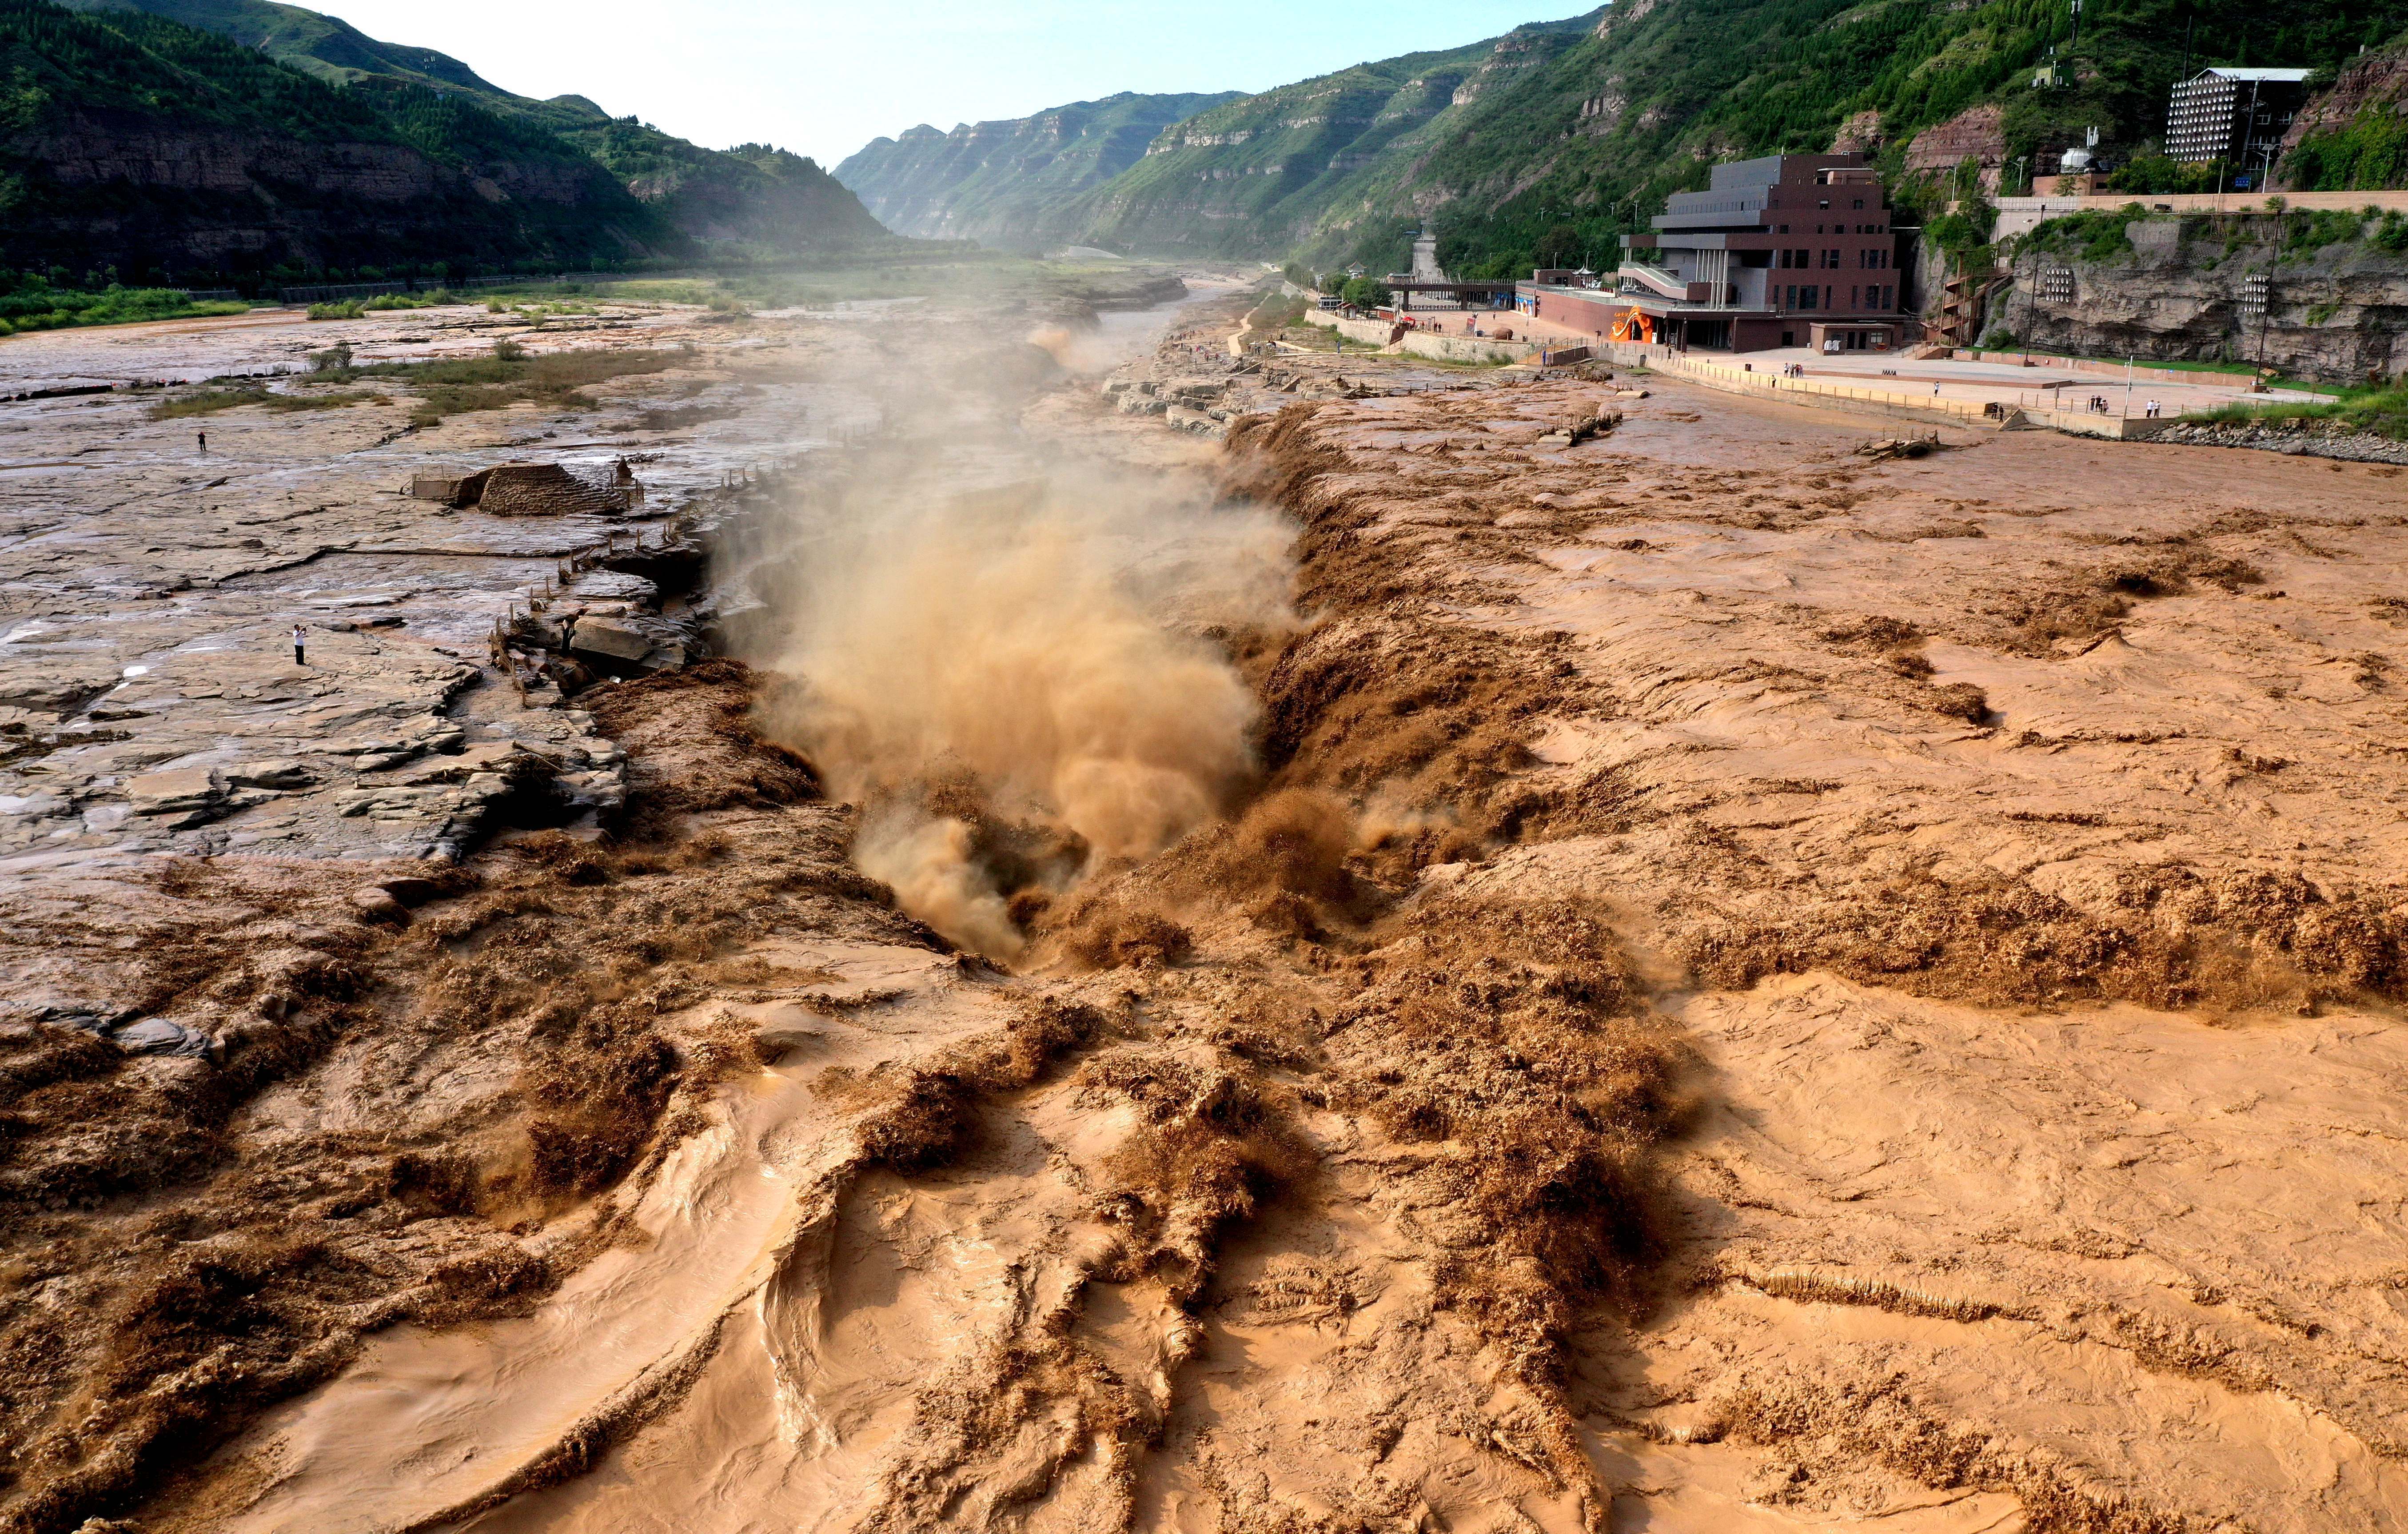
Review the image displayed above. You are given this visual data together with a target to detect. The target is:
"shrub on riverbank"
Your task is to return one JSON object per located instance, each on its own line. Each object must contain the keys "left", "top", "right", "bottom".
{"left": 0, "top": 281, "right": 252, "bottom": 336}
{"left": 2182, "top": 378, "right": 2408, "bottom": 438}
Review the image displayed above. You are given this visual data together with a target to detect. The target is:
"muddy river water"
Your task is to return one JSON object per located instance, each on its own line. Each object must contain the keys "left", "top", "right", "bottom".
{"left": 4, "top": 282, "right": 2407, "bottom": 1534}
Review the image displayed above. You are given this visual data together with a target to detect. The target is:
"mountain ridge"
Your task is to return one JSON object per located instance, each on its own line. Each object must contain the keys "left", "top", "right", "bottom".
{"left": 1, "top": 0, "right": 678, "bottom": 283}
{"left": 835, "top": 90, "right": 1243, "bottom": 251}
{"left": 837, "top": 0, "right": 2408, "bottom": 276}
{"left": 56, "top": 0, "right": 890, "bottom": 254}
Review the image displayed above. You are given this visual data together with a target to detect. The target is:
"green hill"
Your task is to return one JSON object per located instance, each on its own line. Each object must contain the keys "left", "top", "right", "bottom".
{"left": 56, "top": 0, "right": 889, "bottom": 253}
{"left": 1390, "top": 0, "right": 2408, "bottom": 280}
{"left": 858, "top": 0, "right": 2408, "bottom": 277}
{"left": 0, "top": 0, "right": 675, "bottom": 284}
{"left": 834, "top": 92, "right": 1244, "bottom": 251}
{"left": 1049, "top": 19, "right": 1600, "bottom": 264}
{"left": 61, "top": 0, "right": 510, "bottom": 92}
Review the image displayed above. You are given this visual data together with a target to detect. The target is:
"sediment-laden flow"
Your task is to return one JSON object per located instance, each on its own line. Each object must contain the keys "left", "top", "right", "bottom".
{"left": 8, "top": 284, "right": 2407, "bottom": 1534}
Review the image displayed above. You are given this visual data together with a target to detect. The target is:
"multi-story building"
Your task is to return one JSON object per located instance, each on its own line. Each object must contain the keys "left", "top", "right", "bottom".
{"left": 1518, "top": 153, "right": 1907, "bottom": 354}
{"left": 2165, "top": 68, "right": 2312, "bottom": 175}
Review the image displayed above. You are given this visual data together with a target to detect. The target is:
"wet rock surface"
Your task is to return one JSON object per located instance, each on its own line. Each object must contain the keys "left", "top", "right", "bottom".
{"left": 7, "top": 279, "right": 2405, "bottom": 1534}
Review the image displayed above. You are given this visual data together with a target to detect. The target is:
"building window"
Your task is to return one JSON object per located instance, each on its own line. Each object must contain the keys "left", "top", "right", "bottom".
{"left": 1802, "top": 285, "right": 1819, "bottom": 310}
{"left": 1853, "top": 198, "right": 1865, "bottom": 209}
{"left": 1882, "top": 284, "right": 1894, "bottom": 309}
{"left": 1784, "top": 284, "right": 1796, "bottom": 309}
{"left": 1778, "top": 224, "right": 1789, "bottom": 233}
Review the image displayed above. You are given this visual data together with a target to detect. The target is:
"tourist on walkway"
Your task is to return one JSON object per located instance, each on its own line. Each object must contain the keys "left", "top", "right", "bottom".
{"left": 292, "top": 622, "right": 307, "bottom": 667}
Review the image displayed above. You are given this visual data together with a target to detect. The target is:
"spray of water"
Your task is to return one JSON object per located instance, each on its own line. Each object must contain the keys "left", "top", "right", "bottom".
{"left": 733, "top": 340, "right": 1292, "bottom": 960}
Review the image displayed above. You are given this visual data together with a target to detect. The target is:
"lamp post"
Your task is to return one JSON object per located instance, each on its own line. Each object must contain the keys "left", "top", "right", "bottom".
{"left": 2020, "top": 242, "right": 2035, "bottom": 364}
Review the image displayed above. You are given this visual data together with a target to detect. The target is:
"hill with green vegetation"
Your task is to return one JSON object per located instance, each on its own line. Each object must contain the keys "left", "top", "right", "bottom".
{"left": 0, "top": 0, "right": 679, "bottom": 286}
{"left": 2281, "top": 32, "right": 2408, "bottom": 191}
{"left": 865, "top": 0, "right": 2408, "bottom": 279}
{"left": 56, "top": 0, "right": 889, "bottom": 255}
{"left": 1044, "top": 18, "right": 1600, "bottom": 265}
{"left": 834, "top": 92, "right": 1243, "bottom": 251}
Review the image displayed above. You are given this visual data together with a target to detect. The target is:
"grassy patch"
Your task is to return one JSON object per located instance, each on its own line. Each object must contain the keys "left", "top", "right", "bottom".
{"left": 0, "top": 285, "right": 253, "bottom": 336}
{"left": 387, "top": 348, "right": 681, "bottom": 425}
{"left": 148, "top": 387, "right": 382, "bottom": 418}
{"left": 2022, "top": 207, "right": 2142, "bottom": 262}
{"left": 486, "top": 299, "right": 599, "bottom": 318}
{"left": 2181, "top": 379, "right": 2408, "bottom": 440}
{"left": 151, "top": 341, "right": 685, "bottom": 425}
{"left": 1245, "top": 291, "right": 1308, "bottom": 331}
{"left": 307, "top": 290, "right": 463, "bottom": 319}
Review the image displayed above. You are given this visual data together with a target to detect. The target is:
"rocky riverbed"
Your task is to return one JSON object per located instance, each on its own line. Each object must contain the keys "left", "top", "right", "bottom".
{"left": 4, "top": 279, "right": 2405, "bottom": 1534}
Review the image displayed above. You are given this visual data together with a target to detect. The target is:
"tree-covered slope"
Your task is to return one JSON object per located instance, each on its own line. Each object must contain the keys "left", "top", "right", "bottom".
{"left": 904, "top": 0, "right": 2406, "bottom": 277}
{"left": 1, "top": 0, "right": 673, "bottom": 282}
{"left": 62, "top": 0, "right": 508, "bottom": 92}
{"left": 835, "top": 91, "right": 1242, "bottom": 250}
{"left": 57, "top": 0, "right": 890, "bottom": 251}
{"left": 1043, "top": 26, "right": 1592, "bottom": 261}
{"left": 1385, "top": 0, "right": 2408, "bottom": 280}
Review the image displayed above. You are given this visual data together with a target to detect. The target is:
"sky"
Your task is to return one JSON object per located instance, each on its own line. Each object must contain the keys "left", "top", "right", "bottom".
{"left": 310, "top": 0, "right": 1587, "bottom": 169}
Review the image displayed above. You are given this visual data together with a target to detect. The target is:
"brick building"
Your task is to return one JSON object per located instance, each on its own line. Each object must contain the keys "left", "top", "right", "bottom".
{"left": 1518, "top": 154, "right": 1908, "bottom": 354}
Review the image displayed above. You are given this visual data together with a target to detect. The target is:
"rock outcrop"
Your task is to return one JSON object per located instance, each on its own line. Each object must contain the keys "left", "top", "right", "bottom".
{"left": 2001, "top": 210, "right": 2408, "bottom": 380}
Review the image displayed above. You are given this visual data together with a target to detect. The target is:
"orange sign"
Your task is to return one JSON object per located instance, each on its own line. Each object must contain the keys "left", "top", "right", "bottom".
{"left": 1609, "top": 306, "right": 1654, "bottom": 343}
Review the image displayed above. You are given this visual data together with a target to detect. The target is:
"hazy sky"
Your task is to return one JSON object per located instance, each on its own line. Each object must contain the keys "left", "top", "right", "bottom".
{"left": 312, "top": 1, "right": 1585, "bottom": 169}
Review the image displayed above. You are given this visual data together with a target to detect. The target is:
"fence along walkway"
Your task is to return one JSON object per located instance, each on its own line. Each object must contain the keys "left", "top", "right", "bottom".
{"left": 1599, "top": 344, "right": 2000, "bottom": 426}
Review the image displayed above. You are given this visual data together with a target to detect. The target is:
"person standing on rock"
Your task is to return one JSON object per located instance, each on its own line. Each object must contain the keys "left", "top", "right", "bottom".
{"left": 196, "top": 431, "right": 206, "bottom": 454}
{"left": 292, "top": 622, "right": 307, "bottom": 668}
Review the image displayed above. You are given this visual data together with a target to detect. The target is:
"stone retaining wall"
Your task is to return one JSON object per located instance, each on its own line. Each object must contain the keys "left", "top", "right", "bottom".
{"left": 2147, "top": 420, "right": 2408, "bottom": 463}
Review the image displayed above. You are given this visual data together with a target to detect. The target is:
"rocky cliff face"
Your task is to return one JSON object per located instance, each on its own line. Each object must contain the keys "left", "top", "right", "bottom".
{"left": 834, "top": 92, "right": 1240, "bottom": 251}
{"left": 2284, "top": 43, "right": 2408, "bottom": 153}
{"left": 2277, "top": 38, "right": 2408, "bottom": 192}
{"left": 2000, "top": 212, "right": 2408, "bottom": 381}
{"left": 1, "top": 109, "right": 660, "bottom": 276}
{"left": 53, "top": 0, "right": 890, "bottom": 257}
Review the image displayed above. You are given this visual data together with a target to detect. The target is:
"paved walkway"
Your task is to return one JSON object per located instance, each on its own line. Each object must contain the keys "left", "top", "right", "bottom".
{"left": 1735, "top": 346, "right": 2327, "bottom": 420}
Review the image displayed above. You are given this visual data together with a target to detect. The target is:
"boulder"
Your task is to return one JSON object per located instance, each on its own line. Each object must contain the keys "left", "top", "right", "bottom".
{"left": 568, "top": 616, "right": 653, "bottom": 664}
{"left": 128, "top": 767, "right": 223, "bottom": 816}
{"left": 400, "top": 741, "right": 526, "bottom": 785}
{"left": 109, "top": 1016, "right": 215, "bottom": 1056}
{"left": 377, "top": 877, "right": 445, "bottom": 907}
{"left": 228, "top": 758, "right": 315, "bottom": 789}
{"left": 350, "top": 886, "right": 407, "bottom": 922}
